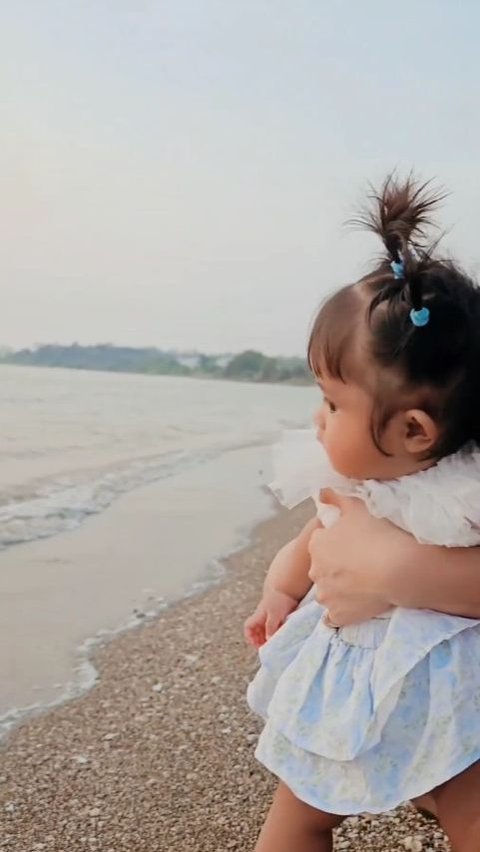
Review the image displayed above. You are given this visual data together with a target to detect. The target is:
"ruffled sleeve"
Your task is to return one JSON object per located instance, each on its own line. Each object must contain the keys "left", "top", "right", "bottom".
{"left": 361, "top": 445, "right": 480, "bottom": 547}
{"left": 269, "top": 430, "right": 349, "bottom": 528}
{"left": 269, "top": 431, "right": 480, "bottom": 546}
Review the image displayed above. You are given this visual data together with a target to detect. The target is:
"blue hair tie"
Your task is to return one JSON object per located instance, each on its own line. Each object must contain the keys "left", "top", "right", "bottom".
{"left": 390, "top": 259, "right": 405, "bottom": 279}
{"left": 410, "top": 307, "right": 430, "bottom": 327}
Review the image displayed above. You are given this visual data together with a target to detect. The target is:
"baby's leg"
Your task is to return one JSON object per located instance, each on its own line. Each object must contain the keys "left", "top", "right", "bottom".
{"left": 255, "top": 781, "right": 345, "bottom": 852}
{"left": 430, "top": 760, "right": 480, "bottom": 852}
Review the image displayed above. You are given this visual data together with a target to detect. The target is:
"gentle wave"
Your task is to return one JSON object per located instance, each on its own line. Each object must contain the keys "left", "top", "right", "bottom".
{"left": 0, "top": 442, "right": 260, "bottom": 550}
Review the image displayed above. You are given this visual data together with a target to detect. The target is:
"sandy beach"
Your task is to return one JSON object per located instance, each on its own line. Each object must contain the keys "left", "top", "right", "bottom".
{"left": 0, "top": 504, "right": 450, "bottom": 851}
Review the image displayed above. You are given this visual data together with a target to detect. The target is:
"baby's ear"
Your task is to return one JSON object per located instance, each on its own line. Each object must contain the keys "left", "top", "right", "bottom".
{"left": 402, "top": 409, "right": 439, "bottom": 455}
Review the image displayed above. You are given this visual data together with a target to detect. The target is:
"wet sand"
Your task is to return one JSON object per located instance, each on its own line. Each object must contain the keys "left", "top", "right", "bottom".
{"left": 0, "top": 444, "right": 272, "bottom": 725}
{"left": 0, "top": 505, "right": 449, "bottom": 851}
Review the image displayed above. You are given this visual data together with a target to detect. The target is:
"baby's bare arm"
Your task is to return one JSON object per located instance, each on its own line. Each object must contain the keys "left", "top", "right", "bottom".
{"left": 244, "top": 517, "right": 320, "bottom": 647}
{"left": 264, "top": 517, "right": 320, "bottom": 600}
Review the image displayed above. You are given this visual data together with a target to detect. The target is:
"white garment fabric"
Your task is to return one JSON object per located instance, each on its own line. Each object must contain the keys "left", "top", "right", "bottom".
{"left": 247, "top": 430, "right": 480, "bottom": 813}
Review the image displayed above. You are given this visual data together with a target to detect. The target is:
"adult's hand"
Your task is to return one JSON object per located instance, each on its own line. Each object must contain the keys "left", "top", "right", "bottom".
{"left": 307, "top": 491, "right": 416, "bottom": 626}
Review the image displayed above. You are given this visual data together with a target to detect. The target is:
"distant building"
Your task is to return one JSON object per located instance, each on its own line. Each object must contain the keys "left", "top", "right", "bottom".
{"left": 175, "top": 353, "right": 202, "bottom": 369}
{"left": 174, "top": 352, "right": 233, "bottom": 370}
{"left": 211, "top": 354, "right": 233, "bottom": 369}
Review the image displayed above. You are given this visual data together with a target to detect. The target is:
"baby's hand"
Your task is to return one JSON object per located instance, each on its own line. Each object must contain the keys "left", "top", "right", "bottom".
{"left": 244, "top": 590, "right": 299, "bottom": 648}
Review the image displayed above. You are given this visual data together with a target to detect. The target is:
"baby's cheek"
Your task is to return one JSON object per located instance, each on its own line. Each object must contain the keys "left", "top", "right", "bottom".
{"left": 327, "top": 435, "right": 358, "bottom": 479}
{"left": 322, "top": 436, "right": 343, "bottom": 473}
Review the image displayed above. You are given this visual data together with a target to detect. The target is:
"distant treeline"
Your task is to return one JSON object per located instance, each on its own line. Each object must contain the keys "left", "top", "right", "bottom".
{"left": 0, "top": 344, "right": 312, "bottom": 385}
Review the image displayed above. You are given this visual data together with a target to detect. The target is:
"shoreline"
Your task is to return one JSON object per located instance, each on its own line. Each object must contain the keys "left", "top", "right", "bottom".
{"left": 0, "top": 505, "right": 449, "bottom": 851}
{"left": 0, "top": 442, "right": 274, "bottom": 731}
{"left": 0, "top": 360, "right": 313, "bottom": 388}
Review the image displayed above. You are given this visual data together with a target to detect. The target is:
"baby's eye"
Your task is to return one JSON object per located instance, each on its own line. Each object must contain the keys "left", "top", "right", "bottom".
{"left": 326, "top": 399, "right": 337, "bottom": 413}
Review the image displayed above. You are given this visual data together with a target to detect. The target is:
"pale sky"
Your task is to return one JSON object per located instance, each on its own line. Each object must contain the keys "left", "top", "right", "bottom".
{"left": 2, "top": 0, "right": 480, "bottom": 355}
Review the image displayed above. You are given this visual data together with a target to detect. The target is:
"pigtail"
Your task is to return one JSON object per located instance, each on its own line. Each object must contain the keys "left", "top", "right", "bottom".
{"left": 352, "top": 173, "right": 444, "bottom": 262}
{"left": 351, "top": 174, "right": 446, "bottom": 317}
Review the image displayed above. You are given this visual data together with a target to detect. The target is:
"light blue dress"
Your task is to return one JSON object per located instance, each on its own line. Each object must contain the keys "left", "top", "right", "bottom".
{"left": 247, "top": 431, "right": 480, "bottom": 814}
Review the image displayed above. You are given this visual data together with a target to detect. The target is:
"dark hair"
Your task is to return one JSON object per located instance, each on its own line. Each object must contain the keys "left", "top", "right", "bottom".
{"left": 308, "top": 174, "right": 480, "bottom": 458}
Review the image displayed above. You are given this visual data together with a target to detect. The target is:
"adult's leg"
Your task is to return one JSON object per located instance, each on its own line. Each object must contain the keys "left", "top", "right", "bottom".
{"left": 431, "top": 761, "right": 480, "bottom": 852}
{"left": 255, "top": 781, "right": 345, "bottom": 852}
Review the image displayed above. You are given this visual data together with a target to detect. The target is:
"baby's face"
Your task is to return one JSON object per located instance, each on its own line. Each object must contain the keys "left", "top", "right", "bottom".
{"left": 313, "top": 374, "right": 426, "bottom": 481}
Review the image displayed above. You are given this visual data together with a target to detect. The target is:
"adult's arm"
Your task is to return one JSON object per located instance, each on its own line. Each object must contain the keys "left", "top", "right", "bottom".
{"left": 308, "top": 493, "right": 480, "bottom": 626}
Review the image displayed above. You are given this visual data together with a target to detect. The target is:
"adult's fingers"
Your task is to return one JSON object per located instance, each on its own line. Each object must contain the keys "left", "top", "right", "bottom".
{"left": 319, "top": 488, "right": 345, "bottom": 509}
{"left": 319, "top": 489, "right": 367, "bottom": 515}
